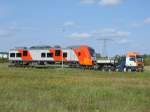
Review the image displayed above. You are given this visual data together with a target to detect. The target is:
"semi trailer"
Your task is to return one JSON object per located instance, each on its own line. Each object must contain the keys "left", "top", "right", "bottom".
{"left": 96, "top": 52, "right": 144, "bottom": 72}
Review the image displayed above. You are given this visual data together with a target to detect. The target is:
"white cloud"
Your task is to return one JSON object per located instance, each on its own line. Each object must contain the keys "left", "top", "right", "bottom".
{"left": 62, "top": 21, "right": 78, "bottom": 32}
{"left": 144, "top": 17, "right": 150, "bottom": 25}
{"left": 130, "top": 23, "right": 142, "bottom": 27}
{"left": 116, "top": 38, "right": 129, "bottom": 44}
{"left": 63, "top": 21, "right": 77, "bottom": 27}
{"left": 93, "top": 28, "right": 131, "bottom": 44}
{"left": 130, "top": 17, "right": 150, "bottom": 28}
{"left": 0, "top": 27, "right": 16, "bottom": 38}
{"left": 68, "top": 28, "right": 130, "bottom": 44}
{"left": 80, "top": 0, "right": 96, "bottom": 4}
{"left": 68, "top": 32, "right": 91, "bottom": 39}
{"left": 0, "top": 25, "right": 37, "bottom": 38}
{"left": 99, "top": 0, "right": 122, "bottom": 6}
{"left": 81, "top": 0, "right": 123, "bottom": 6}
{"left": 92, "top": 28, "right": 130, "bottom": 38}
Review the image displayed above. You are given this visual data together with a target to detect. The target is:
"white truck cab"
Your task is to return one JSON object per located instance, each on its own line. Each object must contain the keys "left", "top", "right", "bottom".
{"left": 125, "top": 52, "right": 144, "bottom": 72}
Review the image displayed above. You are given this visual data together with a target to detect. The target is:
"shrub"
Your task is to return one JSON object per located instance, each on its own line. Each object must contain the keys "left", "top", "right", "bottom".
{"left": 144, "top": 58, "right": 150, "bottom": 66}
{"left": 0, "top": 58, "right": 8, "bottom": 63}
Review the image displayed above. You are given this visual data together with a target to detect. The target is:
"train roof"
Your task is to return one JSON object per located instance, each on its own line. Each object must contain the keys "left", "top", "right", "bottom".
{"left": 9, "top": 45, "right": 94, "bottom": 51}
{"left": 0, "top": 52, "right": 8, "bottom": 54}
{"left": 53, "top": 45, "right": 61, "bottom": 48}
{"left": 67, "top": 45, "right": 94, "bottom": 50}
{"left": 10, "top": 47, "right": 28, "bottom": 51}
{"left": 67, "top": 45, "right": 80, "bottom": 49}
{"left": 30, "top": 46, "right": 52, "bottom": 50}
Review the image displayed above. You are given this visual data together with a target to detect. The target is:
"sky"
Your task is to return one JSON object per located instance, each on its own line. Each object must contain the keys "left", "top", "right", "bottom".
{"left": 0, "top": 0, "right": 150, "bottom": 56}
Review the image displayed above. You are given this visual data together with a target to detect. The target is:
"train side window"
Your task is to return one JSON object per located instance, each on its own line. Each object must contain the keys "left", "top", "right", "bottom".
{"left": 41, "top": 53, "right": 46, "bottom": 58}
{"left": 23, "top": 51, "right": 28, "bottom": 56}
{"left": 10, "top": 53, "right": 15, "bottom": 57}
{"left": 78, "top": 52, "right": 81, "bottom": 56}
{"left": 47, "top": 53, "right": 53, "bottom": 57}
{"left": 16, "top": 53, "right": 22, "bottom": 57}
{"left": 55, "top": 50, "right": 61, "bottom": 56}
{"left": 63, "top": 52, "right": 67, "bottom": 58}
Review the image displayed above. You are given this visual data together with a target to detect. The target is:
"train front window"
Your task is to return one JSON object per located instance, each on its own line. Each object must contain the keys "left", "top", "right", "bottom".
{"left": 78, "top": 52, "right": 81, "bottom": 56}
{"left": 88, "top": 47, "right": 95, "bottom": 57}
{"left": 23, "top": 51, "right": 28, "bottom": 56}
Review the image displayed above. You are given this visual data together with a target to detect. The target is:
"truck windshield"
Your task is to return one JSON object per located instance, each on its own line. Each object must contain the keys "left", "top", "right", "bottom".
{"left": 136, "top": 57, "right": 143, "bottom": 62}
{"left": 129, "top": 57, "right": 136, "bottom": 62}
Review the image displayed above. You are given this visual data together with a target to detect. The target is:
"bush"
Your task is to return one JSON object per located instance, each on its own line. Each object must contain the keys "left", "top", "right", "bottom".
{"left": 144, "top": 58, "right": 150, "bottom": 66}
{"left": 0, "top": 58, "right": 8, "bottom": 63}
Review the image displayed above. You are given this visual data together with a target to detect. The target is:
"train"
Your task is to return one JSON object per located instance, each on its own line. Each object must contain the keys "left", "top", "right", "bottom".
{"left": 9, "top": 45, "right": 96, "bottom": 67}
{"left": 8, "top": 45, "right": 144, "bottom": 72}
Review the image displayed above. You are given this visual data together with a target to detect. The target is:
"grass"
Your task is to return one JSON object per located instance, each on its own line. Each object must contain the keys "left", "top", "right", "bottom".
{"left": 0, "top": 63, "right": 150, "bottom": 112}
{"left": 144, "top": 58, "right": 150, "bottom": 66}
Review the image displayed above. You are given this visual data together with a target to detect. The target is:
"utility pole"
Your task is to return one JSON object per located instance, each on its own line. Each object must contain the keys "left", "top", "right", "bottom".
{"left": 97, "top": 38, "right": 113, "bottom": 57}
{"left": 62, "top": 50, "right": 64, "bottom": 69}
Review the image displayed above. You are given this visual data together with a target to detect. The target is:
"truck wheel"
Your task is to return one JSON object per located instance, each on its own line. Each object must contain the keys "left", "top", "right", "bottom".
{"left": 111, "top": 66, "right": 115, "bottom": 72}
{"left": 108, "top": 68, "right": 112, "bottom": 72}
{"left": 102, "top": 67, "right": 105, "bottom": 72}
{"left": 124, "top": 68, "right": 127, "bottom": 72}
{"left": 127, "top": 68, "right": 132, "bottom": 72}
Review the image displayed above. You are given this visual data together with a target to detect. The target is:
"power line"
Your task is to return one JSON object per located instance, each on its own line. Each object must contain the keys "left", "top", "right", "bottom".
{"left": 97, "top": 38, "right": 113, "bottom": 57}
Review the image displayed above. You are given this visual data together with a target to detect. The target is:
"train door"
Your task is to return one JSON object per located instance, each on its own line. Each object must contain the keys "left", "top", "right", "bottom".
{"left": 54, "top": 49, "right": 62, "bottom": 62}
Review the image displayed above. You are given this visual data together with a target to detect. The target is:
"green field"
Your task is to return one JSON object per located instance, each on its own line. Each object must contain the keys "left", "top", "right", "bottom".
{"left": 0, "top": 64, "right": 150, "bottom": 112}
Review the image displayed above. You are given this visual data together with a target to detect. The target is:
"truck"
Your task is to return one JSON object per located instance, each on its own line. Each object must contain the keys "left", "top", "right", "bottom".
{"left": 96, "top": 52, "right": 144, "bottom": 72}
{"left": 124, "top": 52, "right": 144, "bottom": 72}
